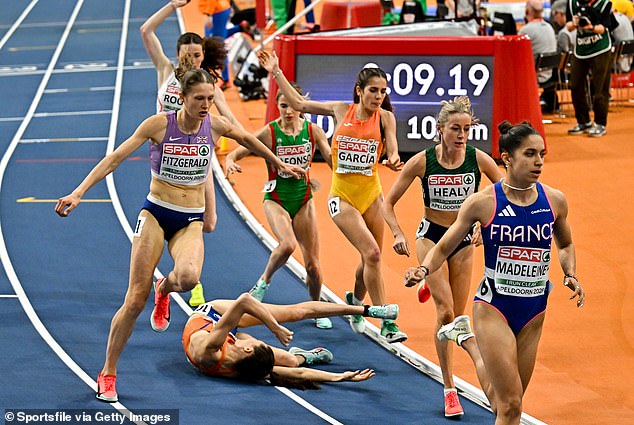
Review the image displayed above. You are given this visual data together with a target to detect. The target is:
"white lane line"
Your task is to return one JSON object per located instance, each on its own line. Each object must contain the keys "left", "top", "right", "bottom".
{"left": 0, "top": 294, "right": 19, "bottom": 298}
{"left": 8, "top": 45, "right": 57, "bottom": 52}
{"left": 19, "top": 137, "right": 109, "bottom": 143}
{"left": 0, "top": 17, "right": 156, "bottom": 30}
{"left": 1, "top": 111, "right": 112, "bottom": 122}
{"left": 0, "top": 63, "right": 154, "bottom": 77}
{"left": 0, "top": 1, "right": 147, "bottom": 423}
{"left": 44, "top": 86, "right": 115, "bottom": 93}
{"left": 0, "top": 0, "right": 39, "bottom": 51}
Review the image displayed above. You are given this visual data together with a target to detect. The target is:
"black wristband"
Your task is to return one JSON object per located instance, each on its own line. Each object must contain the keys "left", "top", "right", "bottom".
{"left": 418, "top": 265, "right": 430, "bottom": 278}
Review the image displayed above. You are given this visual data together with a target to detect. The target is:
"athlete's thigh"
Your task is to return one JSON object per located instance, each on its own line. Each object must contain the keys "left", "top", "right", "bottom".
{"left": 167, "top": 221, "right": 205, "bottom": 274}
{"left": 330, "top": 198, "right": 380, "bottom": 255}
{"left": 473, "top": 302, "right": 523, "bottom": 397}
{"left": 292, "top": 199, "right": 319, "bottom": 262}
{"left": 447, "top": 246, "right": 475, "bottom": 314}
{"left": 242, "top": 302, "right": 307, "bottom": 327}
{"left": 129, "top": 210, "right": 166, "bottom": 297}
{"left": 362, "top": 196, "right": 385, "bottom": 249}
{"left": 208, "top": 299, "right": 305, "bottom": 328}
{"left": 264, "top": 200, "right": 296, "bottom": 245}
{"left": 415, "top": 236, "right": 435, "bottom": 264}
{"left": 516, "top": 313, "right": 545, "bottom": 392}
{"left": 209, "top": 300, "right": 305, "bottom": 328}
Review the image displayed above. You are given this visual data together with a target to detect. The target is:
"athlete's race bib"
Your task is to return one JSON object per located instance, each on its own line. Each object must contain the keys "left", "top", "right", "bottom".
{"left": 159, "top": 143, "right": 211, "bottom": 185}
{"left": 427, "top": 173, "right": 476, "bottom": 211}
{"left": 276, "top": 141, "right": 311, "bottom": 178}
{"left": 262, "top": 180, "right": 276, "bottom": 193}
{"left": 160, "top": 80, "right": 184, "bottom": 112}
{"left": 493, "top": 246, "right": 550, "bottom": 297}
{"left": 335, "top": 136, "right": 379, "bottom": 176}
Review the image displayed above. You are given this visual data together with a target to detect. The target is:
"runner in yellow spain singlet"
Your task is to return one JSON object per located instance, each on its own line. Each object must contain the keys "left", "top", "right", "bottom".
{"left": 330, "top": 104, "right": 384, "bottom": 214}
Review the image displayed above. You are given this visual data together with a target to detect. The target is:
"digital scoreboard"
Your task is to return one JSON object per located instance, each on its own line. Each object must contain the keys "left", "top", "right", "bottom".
{"left": 266, "top": 35, "right": 544, "bottom": 158}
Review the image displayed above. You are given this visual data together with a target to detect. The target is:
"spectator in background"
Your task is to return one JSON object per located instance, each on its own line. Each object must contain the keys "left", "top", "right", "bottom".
{"left": 566, "top": 0, "right": 613, "bottom": 138}
{"left": 519, "top": 0, "right": 558, "bottom": 113}
{"left": 445, "top": 0, "right": 479, "bottom": 18}
{"left": 551, "top": 0, "right": 577, "bottom": 53}
{"left": 198, "top": 0, "right": 250, "bottom": 88}
{"left": 271, "top": 0, "right": 316, "bottom": 34}
{"left": 612, "top": 9, "right": 634, "bottom": 72}
{"left": 549, "top": 0, "right": 567, "bottom": 32}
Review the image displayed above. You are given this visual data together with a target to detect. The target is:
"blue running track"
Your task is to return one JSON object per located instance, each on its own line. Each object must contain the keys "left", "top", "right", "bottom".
{"left": 0, "top": 1, "right": 504, "bottom": 424}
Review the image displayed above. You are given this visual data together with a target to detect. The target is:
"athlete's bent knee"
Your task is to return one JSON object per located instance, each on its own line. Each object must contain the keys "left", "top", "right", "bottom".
{"left": 173, "top": 269, "right": 200, "bottom": 292}
{"left": 497, "top": 397, "right": 522, "bottom": 422}
{"left": 362, "top": 246, "right": 381, "bottom": 265}
{"left": 277, "top": 241, "right": 296, "bottom": 260}
{"left": 121, "top": 298, "right": 147, "bottom": 318}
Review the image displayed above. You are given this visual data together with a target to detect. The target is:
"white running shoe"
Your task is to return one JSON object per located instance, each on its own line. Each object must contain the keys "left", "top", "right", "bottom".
{"left": 437, "top": 315, "right": 472, "bottom": 346}
{"left": 367, "top": 304, "right": 399, "bottom": 320}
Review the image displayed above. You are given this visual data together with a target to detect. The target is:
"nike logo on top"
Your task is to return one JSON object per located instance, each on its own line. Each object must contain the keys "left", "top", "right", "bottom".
{"left": 498, "top": 205, "right": 516, "bottom": 217}
{"left": 343, "top": 123, "right": 353, "bottom": 127}
{"left": 187, "top": 217, "right": 198, "bottom": 221}
{"left": 169, "top": 136, "right": 182, "bottom": 142}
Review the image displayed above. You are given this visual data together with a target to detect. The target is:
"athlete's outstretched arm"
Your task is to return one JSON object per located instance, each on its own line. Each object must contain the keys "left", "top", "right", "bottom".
{"left": 272, "top": 365, "right": 375, "bottom": 383}
{"left": 214, "top": 116, "right": 306, "bottom": 180}
{"left": 225, "top": 125, "right": 271, "bottom": 175}
{"left": 406, "top": 191, "right": 490, "bottom": 285}
{"left": 213, "top": 86, "right": 245, "bottom": 130}
{"left": 257, "top": 51, "right": 347, "bottom": 119}
{"left": 55, "top": 115, "right": 165, "bottom": 217}
{"left": 140, "top": 0, "right": 189, "bottom": 87}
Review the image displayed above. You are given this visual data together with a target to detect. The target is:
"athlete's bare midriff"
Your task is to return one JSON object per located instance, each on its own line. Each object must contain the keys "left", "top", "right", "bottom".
{"left": 149, "top": 177, "right": 206, "bottom": 208}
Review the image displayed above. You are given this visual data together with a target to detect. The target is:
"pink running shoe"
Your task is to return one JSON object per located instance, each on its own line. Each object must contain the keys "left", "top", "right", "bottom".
{"left": 444, "top": 389, "right": 464, "bottom": 417}
{"left": 150, "top": 278, "right": 170, "bottom": 332}
{"left": 96, "top": 371, "right": 118, "bottom": 403}
{"left": 417, "top": 280, "right": 431, "bottom": 303}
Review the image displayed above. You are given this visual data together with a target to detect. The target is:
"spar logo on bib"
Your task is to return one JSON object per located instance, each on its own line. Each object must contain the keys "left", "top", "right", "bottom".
{"left": 494, "top": 246, "right": 551, "bottom": 297}
{"left": 427, "top": 173, "right": 476, "bottom": 211}
{"left": 164, "top": 144, "right": 210, "bottom": 157}
{"left": 499, "top": 247, "right": 550, "bottom": 263}
{"left": 428, "top": 174, "right": 474, "bottom": 186}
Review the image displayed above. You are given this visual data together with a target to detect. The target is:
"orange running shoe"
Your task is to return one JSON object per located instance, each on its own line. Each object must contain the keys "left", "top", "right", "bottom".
{"left": 96, "top": 371, "right": 118, "bottom": 403}
{"left": 444, "top": 389, "right": 464, "bottom": 417}
{"left": 150, "top": 278, "right": 170, "bottom": 332}
{"left": 417, "top": 280, "right": 431, "bottom": 303}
